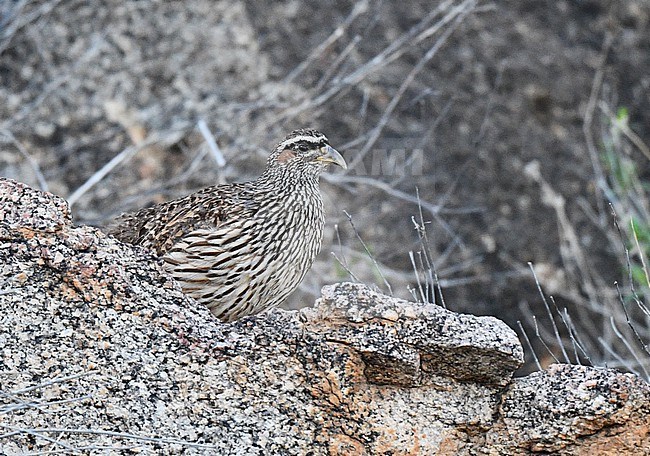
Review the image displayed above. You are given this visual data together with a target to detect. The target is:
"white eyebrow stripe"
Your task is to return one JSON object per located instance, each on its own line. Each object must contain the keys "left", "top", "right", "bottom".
{"left": 278, "top": 135, "right": 326, "bottom": 149}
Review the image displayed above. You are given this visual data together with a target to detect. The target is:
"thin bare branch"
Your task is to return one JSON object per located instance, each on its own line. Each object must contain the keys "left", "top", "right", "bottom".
{"left": 608, "top": 315, "right": 649, "bottom": 380}
{"left": 347, "top": 0, "right": 476, "bottom": 171}
{"left": 528, "top": 262, "right": 571, "bottom": 363}
{"left": 284, "top": 1, "right": 368, "bottom": 84}
{"left": 0, "top": 129, "right": 48, "bottom": 191}
{"left": 7, "top": 371, "right": 98, "bottom": 395}
{"left": 517, "top": 320, "right": 542, "bottom": 371}
{"left": 533, "top": 315, "right": 560, "bottom": 365}
{"left": 331, "top": 223, "right": 359, "bottom": 282}
{"left": 582, "top": 32, "right": 614, "bottom": 221}
{"left": 0, "top": 425, "right": 224, "bottom": 450}
{"left": 197, "top": 119, "right": 225, "bottom": 167}
{"left": 67, "top": 131, "right": 185, "bottom": 207}
{"left": 343, "top": 210, "right": 393, "bottom": 295}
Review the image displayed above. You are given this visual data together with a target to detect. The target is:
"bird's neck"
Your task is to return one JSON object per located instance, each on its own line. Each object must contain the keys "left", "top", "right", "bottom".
{"left": 256, "top": 167, "right": 321, "bottom": 191}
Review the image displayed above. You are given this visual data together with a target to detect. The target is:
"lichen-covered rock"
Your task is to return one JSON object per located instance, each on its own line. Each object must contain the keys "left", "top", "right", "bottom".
{"left": 1, "top": 178, "right": 649, "bottom": 455}
{"left": 486, "top": 363, "right": 650, "bottom": 454}
{"left": 0, "top": 179, "right": 71, "bottom": 231}
{"left": 307, "top": 282, "right": 523, "bottom": 386}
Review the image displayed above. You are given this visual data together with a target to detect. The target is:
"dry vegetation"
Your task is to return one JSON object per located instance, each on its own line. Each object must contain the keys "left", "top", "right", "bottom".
{"left": 2, "top": 0, "right": 650, "bottom": 379}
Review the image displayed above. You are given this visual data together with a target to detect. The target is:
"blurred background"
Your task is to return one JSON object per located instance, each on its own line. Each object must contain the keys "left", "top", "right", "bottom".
{"left": 2, "top": 0, "right": 650, "bottom": 377}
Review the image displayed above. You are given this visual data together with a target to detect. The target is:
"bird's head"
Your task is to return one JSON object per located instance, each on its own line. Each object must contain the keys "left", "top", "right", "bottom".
{"left": 266, "top": 129, "right": 347, "bottom": 177}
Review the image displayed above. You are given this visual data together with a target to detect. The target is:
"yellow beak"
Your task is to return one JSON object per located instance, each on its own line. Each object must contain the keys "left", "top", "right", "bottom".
{"left": 317, "top": 145, "right": 347, "bottom": 169}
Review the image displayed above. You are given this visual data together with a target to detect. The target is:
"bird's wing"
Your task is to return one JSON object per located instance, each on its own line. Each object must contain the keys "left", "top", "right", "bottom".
{"left": 107, "top": 183, "right": 257, "bottom": 255}
{"left": 161, "top": 223, "right": 258, "bottom": 295}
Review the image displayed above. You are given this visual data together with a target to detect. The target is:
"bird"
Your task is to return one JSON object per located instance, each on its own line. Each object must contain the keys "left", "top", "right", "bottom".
{"left": 107, "top": 129, "right": 347, "bottom": 322}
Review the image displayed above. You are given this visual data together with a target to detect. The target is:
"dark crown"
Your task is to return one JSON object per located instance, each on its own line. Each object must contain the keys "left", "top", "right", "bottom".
{"left": 275, "top": 129, "right": 328, "bottom": 151}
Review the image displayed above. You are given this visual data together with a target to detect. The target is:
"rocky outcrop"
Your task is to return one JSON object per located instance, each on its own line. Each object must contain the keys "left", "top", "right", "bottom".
{"left": 1, "top": 178, "right": 649, "bottom": 455}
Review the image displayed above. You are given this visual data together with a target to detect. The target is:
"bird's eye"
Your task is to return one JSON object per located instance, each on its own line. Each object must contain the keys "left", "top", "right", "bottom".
{"left": 298, "top": 144, "right": 309, "bottom": 152}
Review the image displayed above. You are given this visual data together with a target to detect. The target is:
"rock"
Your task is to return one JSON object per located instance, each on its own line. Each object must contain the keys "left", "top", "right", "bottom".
{"left": 0, "top": 179, "right": 71, "bottom": 231}
{"left": 305, "top": 282, "right": 523, "bottom": 386}
{"left": 1, "top": 178, "right": 649, "bottom": 455}
{"left": 486, "top": 364, "right": 650, "bottom": 454}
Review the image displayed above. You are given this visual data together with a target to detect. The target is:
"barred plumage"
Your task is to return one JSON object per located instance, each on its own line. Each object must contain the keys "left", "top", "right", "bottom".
{"left": 108, "top": 129, "right": 346, "bottom": 322}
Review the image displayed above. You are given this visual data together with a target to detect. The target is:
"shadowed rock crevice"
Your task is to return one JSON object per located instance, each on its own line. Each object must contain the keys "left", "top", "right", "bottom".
{"left": 1, "top": 178, "right": 649, "bottom": 455}
{"left": 304, "top": 282, "right": 523, "bottom": 387}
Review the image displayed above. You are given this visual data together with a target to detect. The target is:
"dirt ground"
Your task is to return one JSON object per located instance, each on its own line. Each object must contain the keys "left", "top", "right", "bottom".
{"left": 2, "top": 0, "right": 649, "bottom": 373}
